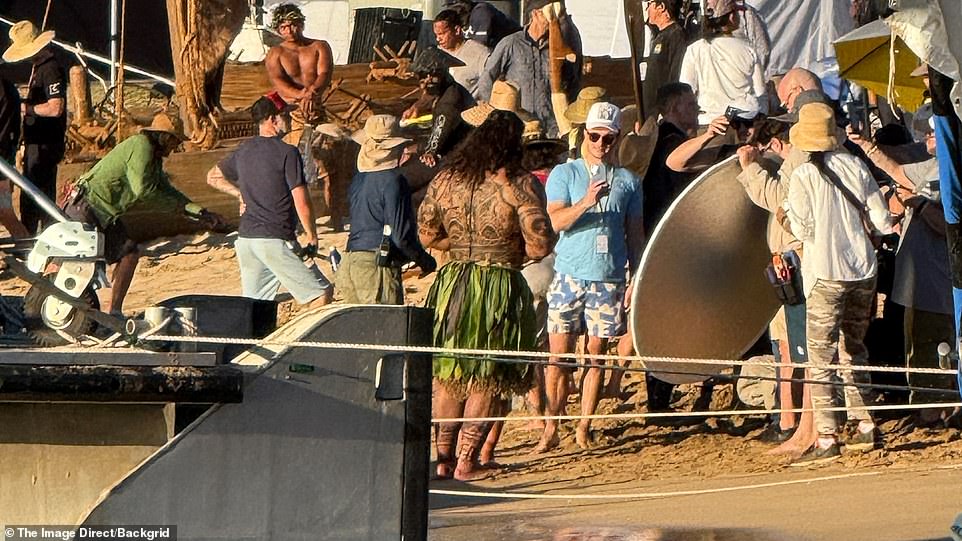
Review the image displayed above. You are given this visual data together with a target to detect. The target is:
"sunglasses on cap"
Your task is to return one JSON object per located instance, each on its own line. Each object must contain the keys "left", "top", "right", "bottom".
{"left": 587, "top": 132, "right": 617, "bottom": 146}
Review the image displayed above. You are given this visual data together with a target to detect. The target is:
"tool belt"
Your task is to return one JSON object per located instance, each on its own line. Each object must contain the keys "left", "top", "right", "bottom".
{"left": 764, "top": 250, "right": 803, "bottom": 306}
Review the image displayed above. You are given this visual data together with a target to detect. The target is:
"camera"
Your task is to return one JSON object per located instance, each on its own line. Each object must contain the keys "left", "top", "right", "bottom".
{"left": 725, "top": 106, "right": 748, "bottom": 123}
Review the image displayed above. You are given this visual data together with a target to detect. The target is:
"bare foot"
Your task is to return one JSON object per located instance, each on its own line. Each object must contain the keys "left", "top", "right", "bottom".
{"left": 453, "top": 460, "right": 497, "bottom": 481}
{"left": 575, "top": 425, "right": 595, "bottom": 450}
{"left": 533, "top": 431, "right": 560, "bottom": 453}
{"left": 768, "top": 431, "right": 816, "bottom": 456}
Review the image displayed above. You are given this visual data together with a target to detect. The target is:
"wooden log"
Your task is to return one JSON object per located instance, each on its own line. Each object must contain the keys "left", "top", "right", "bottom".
{"left": 0, "top": 364, "right": 244, "bottom": 403}
{"left": 69, "top": 66, "right": 92, "bottom": 126}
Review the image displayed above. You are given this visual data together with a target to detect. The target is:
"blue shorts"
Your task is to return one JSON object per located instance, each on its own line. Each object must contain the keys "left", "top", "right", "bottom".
{"left": 546, "top": 273, "right": 626, "bottom": 338}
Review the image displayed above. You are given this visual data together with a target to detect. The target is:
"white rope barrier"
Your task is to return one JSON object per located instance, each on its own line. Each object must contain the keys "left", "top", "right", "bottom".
{"left": 143, "top": 334, "right": 959, "bottom": 376}
{"left": 428, "top": 463, "right": 962, "bottom": 501}
{"left": 432, "top": 401, "right": 962, "bottom": 423}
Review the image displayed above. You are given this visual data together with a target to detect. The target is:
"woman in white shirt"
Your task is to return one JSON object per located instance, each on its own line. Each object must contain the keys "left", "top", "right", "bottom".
{"left": 678, "top": 0, "right": 766, "bottom": 126}
{"left": 785, "top": 102, "right": 893, "bottom": 465}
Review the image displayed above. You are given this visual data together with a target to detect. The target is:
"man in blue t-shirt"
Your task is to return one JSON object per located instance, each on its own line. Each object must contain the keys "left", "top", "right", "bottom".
{"left": 536, "top": 102, "right": 644, "bottom": 452}
{"left": 207, "top": 92, "right": 333, "bottom": 307}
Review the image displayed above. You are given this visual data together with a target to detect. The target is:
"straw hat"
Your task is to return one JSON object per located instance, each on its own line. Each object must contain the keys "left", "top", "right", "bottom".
{"left": 141, "top": 112, "right": 187, "bottom": 141}
{"left": 789, "top": 102, "right": 838, "bottom": 152}
{"left": 2, "top": 21, "right": 55, "bottom": 63}
{"left": 618, "top": 116, "right": 659, "bottom": 178}
{"left": 522, "top": 119, "right": 567, "bottom": 154}
{"left": 461, "top": 80, "right": 532, "bottom": 126}
{"left": 564, "top": 87, "right": 607, "bottom": 125}
{"left": 353, "top": 115, "right": 412, "bottom": 173}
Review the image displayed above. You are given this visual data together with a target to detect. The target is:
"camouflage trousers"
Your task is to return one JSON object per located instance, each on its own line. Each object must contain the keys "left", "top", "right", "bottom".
{"left": 807, "top": 277, "right": 877, "bottom": 435}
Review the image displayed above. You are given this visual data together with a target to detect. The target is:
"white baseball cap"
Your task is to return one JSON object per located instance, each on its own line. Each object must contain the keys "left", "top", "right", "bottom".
{"left": 585, "top": 102, "right": 622, "bottom": 133}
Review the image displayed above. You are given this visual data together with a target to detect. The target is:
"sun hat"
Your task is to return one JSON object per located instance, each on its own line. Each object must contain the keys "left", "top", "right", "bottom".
{"left": 789, "top": 102, "right": 838, "bottom": 152}
{"left": 585, "top": 102, "right": 622, "bottom": 133}
{"left": 461, "top": 80, "right": 532, "bottom": 126}
{"left": 617, "top": 116, "right": 659, "bottom": 178}
{"left": 2, "top": 21, "right": 55, "bottom": 63}
{"left": 522, "top": 119, "right": 567, "bottom": 154}
{"left": 353, "top": 115, "right": 412, "bottom": 173}
{"left": 250, "top": 92, "right": 297, "bottom": 124}
{"left": 703, "top": 0, "right": 739, "bottom": 19}
{"left": 141, "top": 111, "right": 187, "bottom": 141}
{"left": 564, "top": 86, "right": 608, "bottom": 125}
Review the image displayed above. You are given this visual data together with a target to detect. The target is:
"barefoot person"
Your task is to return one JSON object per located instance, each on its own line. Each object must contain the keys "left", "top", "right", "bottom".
{"left": 207, "top": 93, "right": 333, "bottom": 308}
{"left": 538, "top": 102, "right": 644, "bottom": 452}
{"left": 265, "top": 4, "right": 334, "bottom": 182}
{"left": 418, "top": 110, "right": 554, "bottom": 480}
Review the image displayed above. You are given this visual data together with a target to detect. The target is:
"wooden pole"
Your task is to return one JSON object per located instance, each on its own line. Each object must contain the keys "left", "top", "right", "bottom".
{"left": 68, "top": 66, "right": 92, "bottom": 126}
{"left": 625, "top": 7, "right": 645, "bottom": 119}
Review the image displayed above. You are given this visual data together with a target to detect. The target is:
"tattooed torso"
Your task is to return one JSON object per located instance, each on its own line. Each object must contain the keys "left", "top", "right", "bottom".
{"left": 417, "top": 169, "right": 555, "bottom": 269}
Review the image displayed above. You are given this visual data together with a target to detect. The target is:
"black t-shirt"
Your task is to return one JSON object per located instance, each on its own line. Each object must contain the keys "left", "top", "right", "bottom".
{"left": 640, "top": 23, "right": 687, "bottom": 120}
{"left": 0, "top": 78, "right": 20, "bottom": 161}
{"left": 425, "top": 82, "right": 475, "bottom": 158}
{"left": 642, "top": 121, "right": 695, "bottom": 233}
{"left": 23, "top": 49, "right": 66, "bottom": 150}
{"left": 218, "top": 136, "right": 306, "bottom": 240}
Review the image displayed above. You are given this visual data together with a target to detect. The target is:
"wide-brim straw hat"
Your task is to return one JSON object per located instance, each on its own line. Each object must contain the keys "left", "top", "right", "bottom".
{"left": 141, "top": 112, "right": 187, "bottom": 141}
{"left": 618, "top": 116, "right": 659, "bottom": 178}
{"left": 462, "top": 80, "right": 533, "bottom": 126}
{"left": 353, "top": 114, "right": 412, "bottom": 172}
{"left": 2, "top": 21, "right": 55, "bottom": 63}
{"left": 789, "top": 102, "right": 838, "bottom": 152}
{"left": 564, "top": 86, "right": 607, "bottom": 124}
{"left": 522, "top": 119, "right": 566, "bottom": 154}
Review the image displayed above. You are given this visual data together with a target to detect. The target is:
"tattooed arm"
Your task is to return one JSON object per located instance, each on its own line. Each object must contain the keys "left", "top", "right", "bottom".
{"left": 514, "top": 176, "right": 556, "bottom": 261}
{"left": 417, "top": 179, "right": 450, "bottom": 251}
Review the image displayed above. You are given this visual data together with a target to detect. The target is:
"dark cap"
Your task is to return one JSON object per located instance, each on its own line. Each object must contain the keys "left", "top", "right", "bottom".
{"left": 410, "top": 47, "right": 465, "bottom": 75}
{"left": 771, "top": 90, "right": 831, "bottom": 123}
{"left": 251, "top": 92, "right": 296, "bottom": 123}
{"left": 526, "top": 0, "right": 555, "bottom": 11}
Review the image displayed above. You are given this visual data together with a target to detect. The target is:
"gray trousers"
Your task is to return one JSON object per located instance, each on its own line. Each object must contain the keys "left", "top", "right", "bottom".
{"left": 806, "top": 277, "right": 877, "bottom": 435}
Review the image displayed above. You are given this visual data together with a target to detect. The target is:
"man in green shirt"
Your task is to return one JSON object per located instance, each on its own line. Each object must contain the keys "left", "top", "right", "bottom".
{"left": 63, "top": 112, "right": 225, "bottom": 315}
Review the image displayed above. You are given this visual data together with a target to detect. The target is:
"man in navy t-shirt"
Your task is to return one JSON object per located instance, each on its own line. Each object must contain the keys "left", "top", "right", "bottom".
{"left": 207, "top": 93, "right": 333, "bottom": 306}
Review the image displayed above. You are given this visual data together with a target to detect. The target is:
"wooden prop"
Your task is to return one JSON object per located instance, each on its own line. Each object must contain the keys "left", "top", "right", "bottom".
{"left": 547, "top": 3, "right": 576, "bottom": 136}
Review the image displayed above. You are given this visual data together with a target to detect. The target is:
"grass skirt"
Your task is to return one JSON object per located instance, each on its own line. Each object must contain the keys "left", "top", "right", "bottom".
{"left": 425, "top": 261, "right": 536, "bottom": 396}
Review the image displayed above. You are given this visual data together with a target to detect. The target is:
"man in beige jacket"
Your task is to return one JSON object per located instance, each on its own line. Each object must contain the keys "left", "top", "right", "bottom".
{"left": 736, "top": 117, "right": 813, "bottom": 457}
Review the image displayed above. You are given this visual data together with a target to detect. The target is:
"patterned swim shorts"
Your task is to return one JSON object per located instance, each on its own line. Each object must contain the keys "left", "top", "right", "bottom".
{"left": 546, "top": 273, "right": 626, "bottom": 338}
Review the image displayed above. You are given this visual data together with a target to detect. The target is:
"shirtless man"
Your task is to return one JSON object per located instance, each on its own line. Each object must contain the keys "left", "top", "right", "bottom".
{"left": 265, "top": 4, "right": 333, "bottom": 127}
{"left": 265, "top": 4, "right": 338, "bottom": 223}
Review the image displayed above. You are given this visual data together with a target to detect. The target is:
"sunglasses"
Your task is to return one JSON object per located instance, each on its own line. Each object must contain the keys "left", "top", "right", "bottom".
{"left": 587, "top": 132, "right": 617, "bottom": 146}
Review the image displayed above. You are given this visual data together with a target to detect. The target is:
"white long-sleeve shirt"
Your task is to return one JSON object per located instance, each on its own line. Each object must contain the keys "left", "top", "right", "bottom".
{"left": 678, "top": 36, "right": 766, "bottom": 125}
{"left": 786, "top": 152, "right": 893, "bottom": 296}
